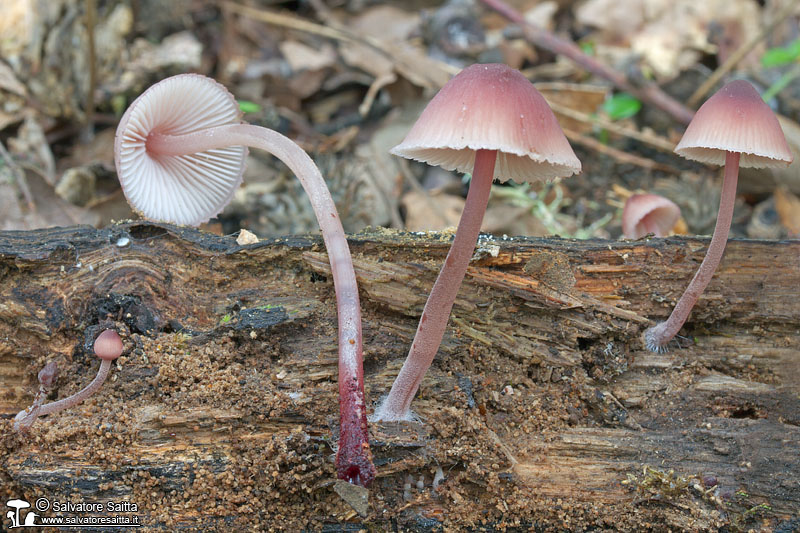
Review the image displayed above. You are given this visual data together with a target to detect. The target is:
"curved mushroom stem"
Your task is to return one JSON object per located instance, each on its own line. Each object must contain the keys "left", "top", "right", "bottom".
{"left": 375, "top": 149, "right": 498, "bottom": 421}
{"left": 645, "top": 151, "right": 740, "bottom": 352}
{"left": 148, "top": 125, "right": 375, "bottom": 485}
{"left": 14, "top": 360, "right": 113, "bottom": 431}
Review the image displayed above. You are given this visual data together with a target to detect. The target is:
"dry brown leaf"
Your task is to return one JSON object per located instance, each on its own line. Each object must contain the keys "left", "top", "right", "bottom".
{"left": 339, "top": 6, "right": 418, "bottom": 78}
{"left": 7, "top": 114, "right": 56, "bottom": 185}
{"left": 1, "top": 1, "right": 134, "bottom": 122}
{"left": 0, "top": 0, "right": 36, "bottom": 66}
{"left": 536, "top": 83, "right": 608, "bottom": 134}
{"left": 402, "top": 190, "right": 464, "bottom": 232}
{"left": 0, "top": 62, "right": 27, "bottom": 97}
{"left": 576, "top": 0, "right": 762, "bottom": 78}
{"left": 288, "top": 69, "right": 329, "bottom": 100}
{"left": 522, "top": 1, "right": 559, "bottom": 29}
{"left": 340, "top": 5, "right": 453, "bottom": 90}
{"left": 0, "top": 170, "right": 98, "bottom": 231}
{"left": 58, "top": 128, "right": 116, "bottom": 172}
{"left": 339, "top": 41, "right": 395, "bottom": 78}
{"left": 575, "top": 0, "right": 647, "bottom": 37}
{"left": 483, "top": 203, "right": 549, "bottom": 237}
{"left": 128, "top": 32, "right": 202, "bottom": 75}
{"left": 0, "top": 108, "right": 24, "bottom": 132}
{"left": 279, "top": 41, "right": 337, "bottom": 72}
{"left": 348, "top": 5, "right": 420, "bottom": 42}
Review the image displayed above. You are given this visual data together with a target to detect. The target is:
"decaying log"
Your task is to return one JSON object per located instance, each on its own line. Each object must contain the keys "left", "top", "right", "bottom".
{"left": 0, "top": 222, "right": 798, "bottom": 531}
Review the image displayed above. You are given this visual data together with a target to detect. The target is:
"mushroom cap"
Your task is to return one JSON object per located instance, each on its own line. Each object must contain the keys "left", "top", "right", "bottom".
{"left": 37, "top": 361, "right": 58, "bottom": 387}
{"left": 94, "top": 329, "right": 124, "bottom": 361}
{"left": 622, "top": 193, "right": 681, "bottom": 239}
{"left": 675, "top": 80, "right": 793, "bottom": 168}
{"left": 115, "top": 74, "right": 248, "bottom": 226}
{"left": 391, "top": 63, "right": 581, "bottom": 183}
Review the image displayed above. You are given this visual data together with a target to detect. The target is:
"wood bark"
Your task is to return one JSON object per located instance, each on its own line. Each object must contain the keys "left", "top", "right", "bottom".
{"left": 1, "top": 222, "right": 798, "bottom": 531}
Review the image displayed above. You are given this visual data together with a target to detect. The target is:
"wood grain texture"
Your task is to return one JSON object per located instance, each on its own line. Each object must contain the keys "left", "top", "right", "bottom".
{"left": 1, "top": 223, "right": 798, "bottom": 531}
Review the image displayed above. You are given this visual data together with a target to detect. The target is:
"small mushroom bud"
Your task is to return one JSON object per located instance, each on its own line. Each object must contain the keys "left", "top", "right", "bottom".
{"left": 94, "top": 329, "right": 124, "bottom": 360}
{"left": 13, "top": 362, "right": 59, "bottom": 432}
{"left": 622, "top": 193, "right": 681, "bottom": 239}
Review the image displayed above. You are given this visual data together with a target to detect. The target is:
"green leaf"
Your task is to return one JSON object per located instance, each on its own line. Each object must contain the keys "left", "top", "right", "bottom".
{"left": 601, "top": 93, "right": 641, "bottom": 120}
{"left": 111, "top": 94, "right": 128, "bottom": 116}
{"left": 238, "top": 100, "right": 262, "bottom": 114}
{"left": 762, "top": 39, "right": 800, "bottom": 68}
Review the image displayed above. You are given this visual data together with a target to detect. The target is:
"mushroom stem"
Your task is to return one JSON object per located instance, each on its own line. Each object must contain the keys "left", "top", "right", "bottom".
{"left": 376, "top": 149, "right": 498, "bottom": 421}
{"left": 37, "top": 359, "right": 113, "bottom": 416}
{"left": 148, "top": 125, "right": 374, "bottom": 485}
{"left": 645, "top": 151, "right": 740, "bottom": 352}
{"left": 14, "top": 360, "right": 113, "bottom": 431}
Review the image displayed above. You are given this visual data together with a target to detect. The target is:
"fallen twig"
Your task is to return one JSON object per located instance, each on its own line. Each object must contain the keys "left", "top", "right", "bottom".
{"left": 480, "top": 0, "right": 695, "bottom": 125}
{"left": 562, "top": 127, "right": 679, "bottom": 173}
{"left": 545, "top": 100, "right": 676, "bottom": 154}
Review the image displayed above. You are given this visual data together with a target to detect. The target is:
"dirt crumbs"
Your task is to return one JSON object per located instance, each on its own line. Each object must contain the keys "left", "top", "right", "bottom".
{"left": 1, "top": 311, "right": 790, "bottom": 531}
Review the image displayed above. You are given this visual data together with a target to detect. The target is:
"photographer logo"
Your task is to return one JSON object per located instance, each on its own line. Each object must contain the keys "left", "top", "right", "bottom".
{"left": 5, "top": 497, "right": 141, "bottom": 528}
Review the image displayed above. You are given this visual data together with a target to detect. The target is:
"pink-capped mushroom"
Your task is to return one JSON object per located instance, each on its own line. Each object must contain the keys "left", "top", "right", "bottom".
{"left": 375, "top": 64, "right": 580, "bottom": 421}
{"left": 645, "top": 80, "right": 793, "bottom": 352}
{"left": 14, "top": 329, "right": 123, "bottom": 432}
{"left": 115, "top": 74, "right": 374, "bottom": 485}
{"left": 622, "top": 193, "right": 681, "bottom": 239}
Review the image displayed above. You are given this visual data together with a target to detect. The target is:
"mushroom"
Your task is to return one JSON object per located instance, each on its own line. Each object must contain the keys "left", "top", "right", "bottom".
{"left": 644, "top": 80, "right": 793, "bottom": 352}
{"left": 114, "top": 74, "right": 374, "bottom": 485}
{"left": 375, "top": 64, "right": 580, "bottom": 421}
{"left": 14, "top": 329, "right": 123, "bottom": 432}
{"left": 622, "top": 193, "right": 681, "bottom": 239}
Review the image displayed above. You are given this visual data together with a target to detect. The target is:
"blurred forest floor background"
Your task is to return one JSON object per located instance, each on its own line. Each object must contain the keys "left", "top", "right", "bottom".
{"left": 1, "top": 0, "right": 799, "bottom": 240}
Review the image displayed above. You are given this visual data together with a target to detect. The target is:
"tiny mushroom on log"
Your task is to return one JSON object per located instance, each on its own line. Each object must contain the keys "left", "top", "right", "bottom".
{"left": 622, "top": 193, "right": 681, "bottom": 239}
{"left": 375, "top": 63, "right": 580, "bottom": 421}
{"left": 645, "top": 79, "right": 793, "bottom": 353}
{"left": 14, "top": 329, "right": 123, "bottom": 432}
{"left": 114, "top": 74, "right": 375, "bottom": 485}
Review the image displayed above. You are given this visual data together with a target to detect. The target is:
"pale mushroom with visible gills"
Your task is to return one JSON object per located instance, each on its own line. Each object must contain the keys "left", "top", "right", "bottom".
{"left": 114, "top": 74, "right": 375, "bottom": 485}
{"left": 645, "top": 80, "right": 793, "bottom": 353}
{"left": 375, "top": 63, "right": 581, "bottom": 421}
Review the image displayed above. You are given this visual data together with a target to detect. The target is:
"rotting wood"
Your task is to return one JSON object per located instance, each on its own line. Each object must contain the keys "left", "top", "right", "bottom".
{"left": 0, "top": 222, "right": 798, "bottom": 531}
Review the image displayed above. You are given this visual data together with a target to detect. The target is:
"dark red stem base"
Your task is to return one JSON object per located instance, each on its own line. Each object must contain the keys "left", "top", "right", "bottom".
{"left": 336, "top": 370, "right": 376, "bottom": 486}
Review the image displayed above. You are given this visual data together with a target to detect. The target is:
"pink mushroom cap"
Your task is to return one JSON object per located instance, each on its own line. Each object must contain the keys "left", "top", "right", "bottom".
{"left": 622, "top": 193, "right": 681, "bottom": 239}
{"left": 391, "top": 63, "right": 581, "bottom": 182}
{"left": 675, "top": 80, "right": 793, "bottom": 168}
{"left": 94, "top": 329, "right": 123, "bottom": 361}
{"left": 114, "top": 74, "right": 248, "bottom": 226}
